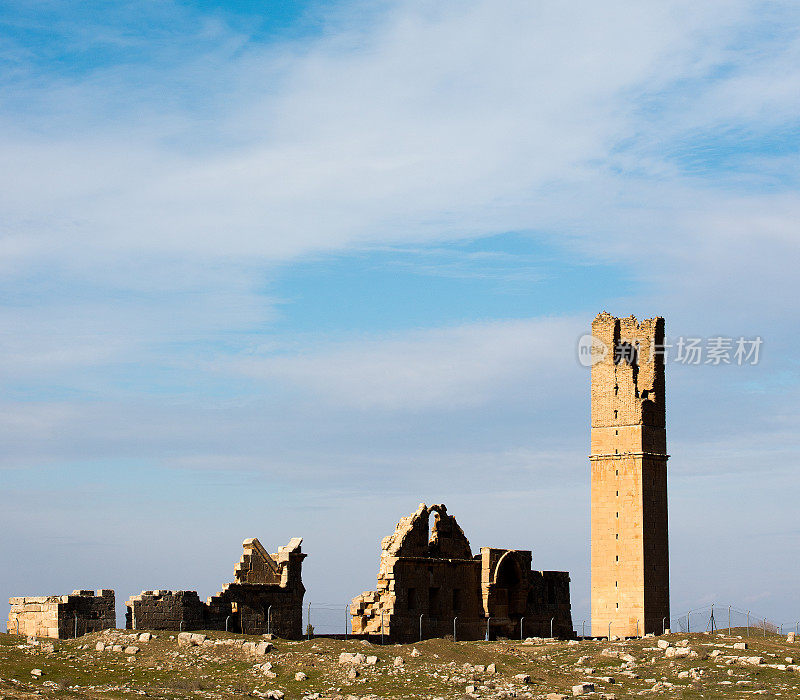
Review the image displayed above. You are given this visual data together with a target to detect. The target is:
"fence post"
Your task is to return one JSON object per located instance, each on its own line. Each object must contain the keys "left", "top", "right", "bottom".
{"left": 307, "top": 602, "right": 311, "bottom": 640}
{"left": 763, "top": 619, "right": 767, "bottom": 638}
{"left": 550, "top": 617, "right": 554, "bottom": 639}
{"left": 486, "top": 616, "right": 491, "bottom": 641}
{"left": 608, "top": 621, "right": 611, "bottom": 640}
{"left": 728, "top": 606, "right": 731, "bottom": 635}
{"left": 636, "top": 619, "right": 639, "bottom": 638}
{"left": 345, "top": 604, "right": 349, "bottom": 638}
{"left": 267, "top": 605, "right": 272, "bottom": 636}
{"left": 419, "top": 614, "right": 424, "bottom": 642}
{"left": 687, "top": 612, "right": 690, "bottom": 634}
{"left": 662, "top": 616, "right": 666, "bottom": 635}
{"left": 520, "top": 617, "right": 525, "bottom": 640}
{"left": 746, "top": 611, "right": 750, "bottom": 638}
{"left": 582, "top": 620, "right": 585, "bottom": 638}
{"left": 381, "top": 611, "right": 384, "bottom": 646}
{"left": 74, "top": 613, "right": 78, "bottom": 639}
{"left": 453, "top": 617, "right": 457, "bottom": 642}
{"left": 225, "top": 615, "right": 230, "bottom": 632}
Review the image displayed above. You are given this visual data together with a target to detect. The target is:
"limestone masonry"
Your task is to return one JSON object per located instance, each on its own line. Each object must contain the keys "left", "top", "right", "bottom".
{"left": 590, "top": 312, "right": 670, "bottom": 637}
{"left": 7, "top": 590, "right": 115, "bottom": 639}
{"left": 350, "top": 503, "right": 572, "bottom": 642}
{"left": 126, "top": 537, "right": 306, "bottom": 638}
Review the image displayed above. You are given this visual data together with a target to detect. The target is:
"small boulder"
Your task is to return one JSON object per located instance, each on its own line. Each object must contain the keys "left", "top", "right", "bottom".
{"left": 366, "top": 655, "right": 378, "bottom": 665}
{"left": 295, "top": 671, "right": 308, "bottom": 681}
{"left": 486, "top": 662, "right": 496, "bottom": 674}
{"left": 254, "top": 641, "right": 273, "bottom": 655}
{"left": 138, "top": 632, "right": 151, "bottom": 642}
{"left": 124, "top": 646, "right": 140, "bottom": 655}
{"left": 657, "top": 639, "right": 670, "bottom": 649}
{"left": 514, "top": 673, "right": 531, "bottom": 683}
{"left": 30, "top": 669, "right": 43, "bottom": 677}
{"left": 393, "top": 656, "right": 404, "bottom": 666}
{"left": 411, "top": 647, "right": 421, "bottom": 657}
{"left": 573, "top": 683, "right": 595, "bottom": 696}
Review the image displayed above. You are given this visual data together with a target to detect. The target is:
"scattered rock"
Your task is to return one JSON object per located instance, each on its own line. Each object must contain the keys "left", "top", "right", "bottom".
{"left": 393, "top": 656, "right": 404, "bottom": 666}
{"left": 339, "top": 652, "right": 366, "bottom": 664}
{"left": 572, "top": 682, "right": 594, "bottom": 696}
{"left": 657, "top": 639, "right": 670, "bottom": 649}
{"left": 411, "top": 647, "right": 421, "bottom": 657}
{"left": 30, "top": 669, "right": 43, "bottom": 677}
{"left": 486, "top": 662, "right": 496, "bottom": 674}
{"left": 733, "top": 642, "right": 748, "bottom": 650}
{"left": 138, "top": 632, "right": 152, "bottom": 642}
{"left": 254, "top": 641, "right": 273, "bottom": 655}
{"left": 514, "top": 673, "right": 531, "bottom": 683}
{"left": 366, "top": 655, "right": 378, "bottom": 665}
{"left": 295, "top": 671, "right": 308, "bottom": 681}
{"left": 124, "top": 646, "right": 140, "bottom": 655}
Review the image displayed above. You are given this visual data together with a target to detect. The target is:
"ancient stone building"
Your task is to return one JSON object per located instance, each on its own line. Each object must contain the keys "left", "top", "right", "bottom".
{"left": 590, "top": 312, "right": 670, "bottom": 637}
{"left": 350, "top": 504, "right": 572, "bottom": 642}
{"left": 7, "top": 590, "right": 115, "bottom": 639}
{"left": 126, "top": 537, "right": 306, "bottom": 638}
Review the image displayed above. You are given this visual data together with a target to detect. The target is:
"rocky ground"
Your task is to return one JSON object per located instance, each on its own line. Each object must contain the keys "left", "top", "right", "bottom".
{"left": 1, "top": 628, "right": 798, "bottom": 699}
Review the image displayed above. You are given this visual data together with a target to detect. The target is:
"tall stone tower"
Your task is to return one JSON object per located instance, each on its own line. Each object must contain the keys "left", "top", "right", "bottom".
{"left": 590, "top": 312, "right": 669, "bottom": 637}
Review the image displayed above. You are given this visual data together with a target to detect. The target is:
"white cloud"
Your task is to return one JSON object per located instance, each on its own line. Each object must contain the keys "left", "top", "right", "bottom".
{"left": 233, "top": 316, "right": 582, "bottom": 409}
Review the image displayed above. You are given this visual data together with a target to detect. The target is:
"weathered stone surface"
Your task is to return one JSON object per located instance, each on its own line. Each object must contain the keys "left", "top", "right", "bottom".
{"left": 572, "top": 682, "right": 595, "bottom": 696}
{"left": 590, "top": 312, "right": 669, "bottom": 637}
{"left": 126, "top": 537, "right": 306, "bottom": 638}
{"left": 350, "top": 503, "right": 572, "bottom": 642}
{"left": 7, "top": 590, "right": 115, "bottom": 639}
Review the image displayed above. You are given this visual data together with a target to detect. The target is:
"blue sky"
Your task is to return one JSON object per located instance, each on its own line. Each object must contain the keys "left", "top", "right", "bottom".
{"left": 2, "top": 0, "right": 800, "bottom": 632}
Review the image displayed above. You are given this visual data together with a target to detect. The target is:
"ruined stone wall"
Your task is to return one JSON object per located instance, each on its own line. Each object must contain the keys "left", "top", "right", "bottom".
{"left": 7, "top": 590, "right": 115, "bottom": 639}
{"left": 480, "top": 549, "right": 572, "bottom": 639}
{"left": 590, "top": 312, "right": 670, "bottom": 637}
{"left": 125, "top": 590, "right": 205, "bottom": 631}
{"left": 124, "top": 537, "right": 306, "bottom": 638}
{"left": 352, "top": 504, "right": 573, "bottom": 642}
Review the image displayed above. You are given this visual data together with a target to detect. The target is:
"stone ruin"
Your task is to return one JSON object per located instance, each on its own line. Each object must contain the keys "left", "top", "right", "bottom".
{"left": 7, "top": 590, "right": 115, "bottom": 639}
{"left": 350, "top": 503, "right": 572, "bottom": 642}
{"left": 126, "top": 537, "right": 306, "bottom": 638}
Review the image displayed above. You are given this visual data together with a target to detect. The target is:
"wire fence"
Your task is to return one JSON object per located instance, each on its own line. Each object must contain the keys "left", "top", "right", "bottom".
{"left": 572, "top": 603, "right": 800, "bottom": 639}
{"left": 302, "top": 602, "right": 800, "bottom": 641}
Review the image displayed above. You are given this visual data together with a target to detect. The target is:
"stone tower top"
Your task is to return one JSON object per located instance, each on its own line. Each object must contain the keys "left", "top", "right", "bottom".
{"left": 590, "top": 312, "right": 666, "bottom": 455}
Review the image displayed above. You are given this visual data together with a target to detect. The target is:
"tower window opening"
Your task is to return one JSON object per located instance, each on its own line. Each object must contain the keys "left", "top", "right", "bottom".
{"left": 614, "top": 385, "right": 618, "bottom": 395}
{"left": 615, "top": 533, "right": 618, "bottom": 540}
{"left": 613, "top": 410, "right": 618, "bottom": 419}
{"left": 616, "top": 555, "right": 619, "bottom": 562}
{"left": 615, "top": 512, "right": 619, "bottom": 518}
